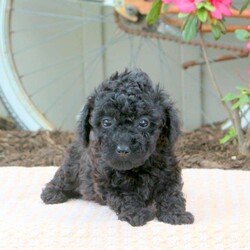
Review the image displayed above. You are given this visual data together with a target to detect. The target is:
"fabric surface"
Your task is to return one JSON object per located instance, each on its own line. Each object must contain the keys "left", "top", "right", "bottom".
{"left": 0, "top": 167, "right": 249, "bottom": 250}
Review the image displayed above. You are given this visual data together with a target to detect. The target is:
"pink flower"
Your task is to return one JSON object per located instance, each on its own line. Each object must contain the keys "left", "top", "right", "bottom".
{"left": 162, "top": 0, "right": 233, "bottom": 18}
{"left": 210, "top": 0, "right": 232, "bottom": 19}
{"left": 162, "top": 0, "right": 174, "bottom": 3}
{"left": 247, "top": 41, "right": 250, "bottom": 50}
{"left": 162, "top": 0, "right": 203, "bottom": 13}
{"left": 177, "top": 0, "right": 203, "bottom": 13}
{"left": 248, "top": 67, "right": 250, "bottom": 76}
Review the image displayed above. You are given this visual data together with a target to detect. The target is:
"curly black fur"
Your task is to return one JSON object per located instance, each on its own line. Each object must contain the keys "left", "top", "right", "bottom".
{"left": 41, "top": 69, "right": 194, "bottom": 227}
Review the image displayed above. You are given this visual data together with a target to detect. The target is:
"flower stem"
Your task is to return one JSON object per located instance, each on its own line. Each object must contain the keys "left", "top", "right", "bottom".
{"left": 199, "top": 32, "right": 245, "bottom": 152}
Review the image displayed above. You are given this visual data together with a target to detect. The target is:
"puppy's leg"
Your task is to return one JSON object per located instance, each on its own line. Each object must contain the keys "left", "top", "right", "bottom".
{"left": 40, "top": 167, "right": 70, "bottom": 204}
{"left": 155, "top": 169, "right": 194, "bottom": 225}
{"left": 155, "top": 185, "right": 194, "bottom": 225}
{"left": 40, "top": 142, "right": 81, "bottom": 204}
{"left": 107, "top": 192, "right": 155, "bottom": 227}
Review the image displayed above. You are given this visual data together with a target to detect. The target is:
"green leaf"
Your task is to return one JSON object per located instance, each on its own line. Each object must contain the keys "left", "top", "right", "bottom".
{"left": 146, "top": 0, "right": 162, "bottom": 25}
{"left": 236, "top": 86, "right": 249, "bottom": 92}
{"left": 217, "top": 20, "right": 227, "bottom": 34}
{"left": 220, "top": 134, "right": 232, "bottom": 144}
{"left": 196, "top": 2, "right": 205, "bottom": 9}
{"left": 240, "top": 0, "right": 250, "bottom": 13}
{"left": 197, "top": 8, "right": 208, "bottom": 23}
{"left": 182, "top": 15, "right": 199, "bottom": 42}
{"left": 203, "top": 2, "right": 215, "bottom": 11}
{"left": 211, "top": 23, "right": 221, "bottom": 40}
{"left": 239, "top": 94, "right": 250, "bottom": 109}
{"left": 178, "top": 13, "right": 189, "bottom": 19}
{"left": 220, "top": 127, "right": 237, "bottom": 144}
{"left": 182, "top": 14, "right": 190, "bottom": 31}
{"left": 222, "top": 93, "right": 238, "bottom": 102}
{"left": 231, "top": 100, "right": 241, "bottom": 110}
{"left": 235, "top": 29, "right": 250, "bottom": 41}
{"left": 162, "top": 4, "right": 170, "bottom": 12}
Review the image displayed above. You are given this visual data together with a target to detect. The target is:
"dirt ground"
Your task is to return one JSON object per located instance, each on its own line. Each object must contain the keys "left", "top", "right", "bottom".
{"left": 0, "top": 117, "right": 249, "bottom": 170}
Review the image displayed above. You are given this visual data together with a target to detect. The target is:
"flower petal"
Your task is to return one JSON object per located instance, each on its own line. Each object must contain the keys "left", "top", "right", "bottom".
{"left": 211, "top": 9, "right": 223, "bottom": 19}
{"left": 178, "top": 2, "right": 197, "bottom": 13}
{"left": 217, "top": 3, "right": 232, "bottom": 16}
{"left": 247, "top": 41, "right": 250, "bottom": 50}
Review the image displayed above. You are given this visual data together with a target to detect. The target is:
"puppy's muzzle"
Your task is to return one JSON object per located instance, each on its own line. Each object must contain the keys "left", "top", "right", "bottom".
{"left": 116, "top": 145, "right": 131, "bottom": 156}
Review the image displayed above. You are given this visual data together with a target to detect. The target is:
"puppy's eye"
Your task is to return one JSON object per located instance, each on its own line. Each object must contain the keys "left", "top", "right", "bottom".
{"left": 102, "top": 118, "right": 113, "bottom": 128}
{"left": 138, "top": 118, "right": 150, "bottom": 128}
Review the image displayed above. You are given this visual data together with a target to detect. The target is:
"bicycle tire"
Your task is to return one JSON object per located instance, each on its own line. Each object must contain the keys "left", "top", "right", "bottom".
{"left": 0, "top": 0, "right": 54, "bottom": 130}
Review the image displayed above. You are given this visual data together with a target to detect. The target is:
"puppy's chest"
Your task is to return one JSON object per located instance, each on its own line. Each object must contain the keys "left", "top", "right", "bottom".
{"left": 110, "top": 171, "right": 157, "bottom": 201}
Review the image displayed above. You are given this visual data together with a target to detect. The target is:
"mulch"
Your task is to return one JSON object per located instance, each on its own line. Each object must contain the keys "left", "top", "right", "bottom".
{"left": 0, "top": 117, "right": 249, "bottom": 170}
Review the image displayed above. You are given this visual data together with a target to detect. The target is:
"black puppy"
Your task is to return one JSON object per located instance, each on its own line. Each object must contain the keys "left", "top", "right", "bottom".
{"left": 41, "top": 69, "right": 194, "bottom": 227}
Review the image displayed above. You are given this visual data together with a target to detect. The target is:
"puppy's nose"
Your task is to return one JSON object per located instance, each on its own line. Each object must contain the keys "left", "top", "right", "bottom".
{"left": 116, "top": 145, "right": 131, "bottom": 156}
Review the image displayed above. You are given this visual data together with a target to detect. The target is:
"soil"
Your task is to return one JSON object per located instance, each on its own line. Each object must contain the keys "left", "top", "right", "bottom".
{"left": 0, "top": 117, "right": 249, "bottom": 170}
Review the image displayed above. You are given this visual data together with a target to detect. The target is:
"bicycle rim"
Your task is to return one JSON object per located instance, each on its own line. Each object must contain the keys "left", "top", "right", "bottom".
{"left": 0, "top": 0, "right": 54, "bottom": 130}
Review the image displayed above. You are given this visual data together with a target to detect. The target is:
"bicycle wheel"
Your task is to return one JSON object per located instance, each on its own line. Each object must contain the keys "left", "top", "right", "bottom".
{"left": 0, "top": 0, "right": 248, "bottom": 131}
{"left": 0, "top": 0, "right": 108, "bottom": 130}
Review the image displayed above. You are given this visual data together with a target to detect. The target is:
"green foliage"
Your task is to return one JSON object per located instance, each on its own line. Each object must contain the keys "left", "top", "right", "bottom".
{"left": 197, "top": 8, "right": 208, "bottom": 22}
{"left": 182, "top": 15, "right": 199, "bottom": 41}
{"left": 217, "top": 20, "right": 227, "bottom": 34}
{"left": 178, "top": 13, "right": 189, "bottom": 19}
{"left": 162, "top": 4, "right": 170, "bottom": 12}
{"left": 220, "top": 127, "right": 237, "bottom": 144}
{"left": 235, "top": 29, "right": 250, "bottom": 41}
{"left": 221, "top": 86, "right": 250, "bottom": 144}
{"left": 146, "top": 0, "right": 162, "bottom": 25}
{"left": 222, "top": 93, "right": 238, "bottom": 102}
{"left": 240, "top": 0, "right": 250, "bottom": 13}
{"left": 196, "top": 1, "right": 215, "bottom": 12}
{"left": 223, "top": 86, "right": 250, "bottom": 110}
{"left": 211, "top": 23, "right": 222, "bottom": 40}
{"left": 211, "top": 20, "right": 227, "bottom": 40}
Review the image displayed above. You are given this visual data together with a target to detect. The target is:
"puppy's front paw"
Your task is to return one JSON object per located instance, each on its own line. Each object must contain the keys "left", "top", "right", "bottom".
{"left": 41, "top": 187, "right": 68, "bottom": 204}
{"left": 157, "top": 211, "right": 194, "bottom": 225}
{"left": 118, "top": 208, "right": 155, "bottom": 227}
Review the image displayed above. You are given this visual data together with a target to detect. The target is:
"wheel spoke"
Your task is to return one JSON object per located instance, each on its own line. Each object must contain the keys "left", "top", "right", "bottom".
{"left": 30, "top": 61, "right": 83, "bottom": 96}
{"left": 14, "top": 23, "right": 84, "bottom": 55}
{"left": 44, "top": 72, "right": 82, "bottom": 114}
{"left": 20, "top": 55, "right": 82, "bottom": 79}
{"left": 11, "top": 20, "right": 78, "bottom": 34}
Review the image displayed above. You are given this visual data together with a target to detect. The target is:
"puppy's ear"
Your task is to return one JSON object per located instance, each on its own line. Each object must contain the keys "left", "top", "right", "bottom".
{"left": 77, "top": 95, "right": 95, "bottom": 147}
{"left": 156, "top": 87, "right": 181, "bottom": 147}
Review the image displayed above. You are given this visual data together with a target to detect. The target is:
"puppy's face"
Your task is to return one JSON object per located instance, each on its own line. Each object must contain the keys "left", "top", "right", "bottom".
{"left": 91, "top": 96, "right": 163, "bottom": 170}
{"left": 79, "top": 69, "right": 180, "bottom": 171}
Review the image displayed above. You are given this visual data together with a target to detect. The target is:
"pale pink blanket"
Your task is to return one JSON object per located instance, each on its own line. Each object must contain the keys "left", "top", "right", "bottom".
{"left": 0, "top": 167, "right": 249, "bottom": 249}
